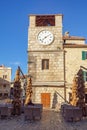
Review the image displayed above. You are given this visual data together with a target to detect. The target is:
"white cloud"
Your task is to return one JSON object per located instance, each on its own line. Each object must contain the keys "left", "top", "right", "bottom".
{"left": 10, "top": 62, "right": 21, "bottom": 66}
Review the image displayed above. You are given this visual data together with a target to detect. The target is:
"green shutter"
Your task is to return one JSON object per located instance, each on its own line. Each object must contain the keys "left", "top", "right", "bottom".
{"left": 82, "top": 51, "right": 86, "bottom": 60}
{"left": 83, "top": 71, "right": 86, "bottom": 81}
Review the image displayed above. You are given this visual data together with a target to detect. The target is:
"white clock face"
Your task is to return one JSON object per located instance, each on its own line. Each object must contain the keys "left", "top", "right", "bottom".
{"left": 37, "top": 30, "right": 54, "bottom": 45}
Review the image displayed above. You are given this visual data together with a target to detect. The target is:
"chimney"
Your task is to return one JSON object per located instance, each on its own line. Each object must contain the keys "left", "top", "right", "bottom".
{"left": 64, "top": 31, "right": 69, "bottom": 37}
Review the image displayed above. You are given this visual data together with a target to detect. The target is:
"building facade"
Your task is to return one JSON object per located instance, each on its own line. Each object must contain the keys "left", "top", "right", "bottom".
{"left": 63, "top": 35, "right": 87, "bottom": 102}
{"left": 0, "top": 65, "right": 12, "bottom": 99}
{"left": 27, "top": 14, "right": 87, "bottom": 108}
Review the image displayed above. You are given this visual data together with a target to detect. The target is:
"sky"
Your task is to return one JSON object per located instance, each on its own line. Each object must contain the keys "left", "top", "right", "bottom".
{"left": 0, "top": 0, "right": 87, "bottom": 80}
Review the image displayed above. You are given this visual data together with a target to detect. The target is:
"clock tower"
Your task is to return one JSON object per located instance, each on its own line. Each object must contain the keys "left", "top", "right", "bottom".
{"left": 27, "top": 14, "right": 65, "bottom": 108}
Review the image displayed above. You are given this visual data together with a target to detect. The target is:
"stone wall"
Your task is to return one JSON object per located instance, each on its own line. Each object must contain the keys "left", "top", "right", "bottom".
{"left": 65, "top": 39, "right": 85, "bottom": 44}
{"left": 29, "top": 51, "right": 64, "bottom": 82}
{"left": 28, "top": 26, "right": 62, "bottom": 51}
{"left": 32, "top": 86, "right": 65, "bottom": 108}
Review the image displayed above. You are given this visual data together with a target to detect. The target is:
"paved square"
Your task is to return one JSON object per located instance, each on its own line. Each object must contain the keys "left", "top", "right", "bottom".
{"left": 0, "top": 109, "right": 87, "bottom": 130}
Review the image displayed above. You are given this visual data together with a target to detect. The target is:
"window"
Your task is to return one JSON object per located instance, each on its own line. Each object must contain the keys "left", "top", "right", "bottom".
{"left": 82, "top": 51, "right": 87, "bottom": 60}
{"left": 43, "top": 19, "right": 51, "bottom": 26}
{"left": 83, "top": 71, "right": 87, "bottom": 81}
{"left": 3, "top": 84, "right": 6, "bottom": 88}
{"left": 36, "top": 15, "right": 55, "bottom": 26}
{"left": 3, "top": 75, "right": 7, "bottom": 79}
{"left": 4, "top": 93, "right": 8, "bottom": 98}
{"left": 0, "top": 93, "right": 2, "bottom": 97}
{"left": 42, "top": 59, "right": 49, "bottom": 70}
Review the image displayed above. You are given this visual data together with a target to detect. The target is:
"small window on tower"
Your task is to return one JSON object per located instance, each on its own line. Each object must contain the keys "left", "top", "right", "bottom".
{"left": 42, "top": 59, "right": 49, "bottom": 70}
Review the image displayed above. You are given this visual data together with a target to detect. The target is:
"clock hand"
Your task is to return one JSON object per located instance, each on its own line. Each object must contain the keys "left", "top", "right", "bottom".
{"left": 42, "top": 34, "right": 51, "bottom": 41}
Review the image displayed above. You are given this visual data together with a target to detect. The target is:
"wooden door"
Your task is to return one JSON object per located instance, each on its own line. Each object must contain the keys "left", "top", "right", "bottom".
{"left": 41, "top": 93, "right": 50, "bottom": 108}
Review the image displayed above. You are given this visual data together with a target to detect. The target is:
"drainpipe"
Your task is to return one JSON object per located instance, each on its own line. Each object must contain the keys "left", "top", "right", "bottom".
{"left": 63, "top": 47, "right": 66, "bottom": 102}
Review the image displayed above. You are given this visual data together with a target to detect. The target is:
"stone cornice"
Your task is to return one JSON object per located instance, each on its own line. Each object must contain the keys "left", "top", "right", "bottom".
{"left": 27, "top": 49, "right": 64, "bottom": 52}
{"left": 63, "top": 44, "right": 87, "bottom": 48}
{"left": 32, "top": 81, "right": 65, "bottom": 87}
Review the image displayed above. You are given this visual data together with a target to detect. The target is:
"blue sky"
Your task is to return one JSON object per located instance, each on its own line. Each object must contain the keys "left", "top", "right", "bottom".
{"left": 0, "top": 0, "right": 87, "bottom": 80}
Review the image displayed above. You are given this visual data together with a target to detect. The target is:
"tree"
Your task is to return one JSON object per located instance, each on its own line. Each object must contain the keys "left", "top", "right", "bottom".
{"left": 70, "top": 69, "right": 86, "bottom": 116}
{"left": 25, "top": 77, "right": 33, "bottom": 105}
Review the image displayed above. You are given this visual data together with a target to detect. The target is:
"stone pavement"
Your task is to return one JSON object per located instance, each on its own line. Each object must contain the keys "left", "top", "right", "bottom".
{"left": 0, "top": 109, "right": 87, "bottom": 130}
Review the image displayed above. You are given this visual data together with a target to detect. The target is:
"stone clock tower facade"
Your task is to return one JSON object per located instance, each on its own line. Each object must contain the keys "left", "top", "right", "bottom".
{"left": 27, "top": 14, "right": 65, "bottom": 108}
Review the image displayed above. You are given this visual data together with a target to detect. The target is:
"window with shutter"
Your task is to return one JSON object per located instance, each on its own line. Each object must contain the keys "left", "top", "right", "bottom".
{"left": 82, "top": 51, "right": 87, "bottom": 60}
{"left": 83, "top": 71, "right": 87, "bottom": 81}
